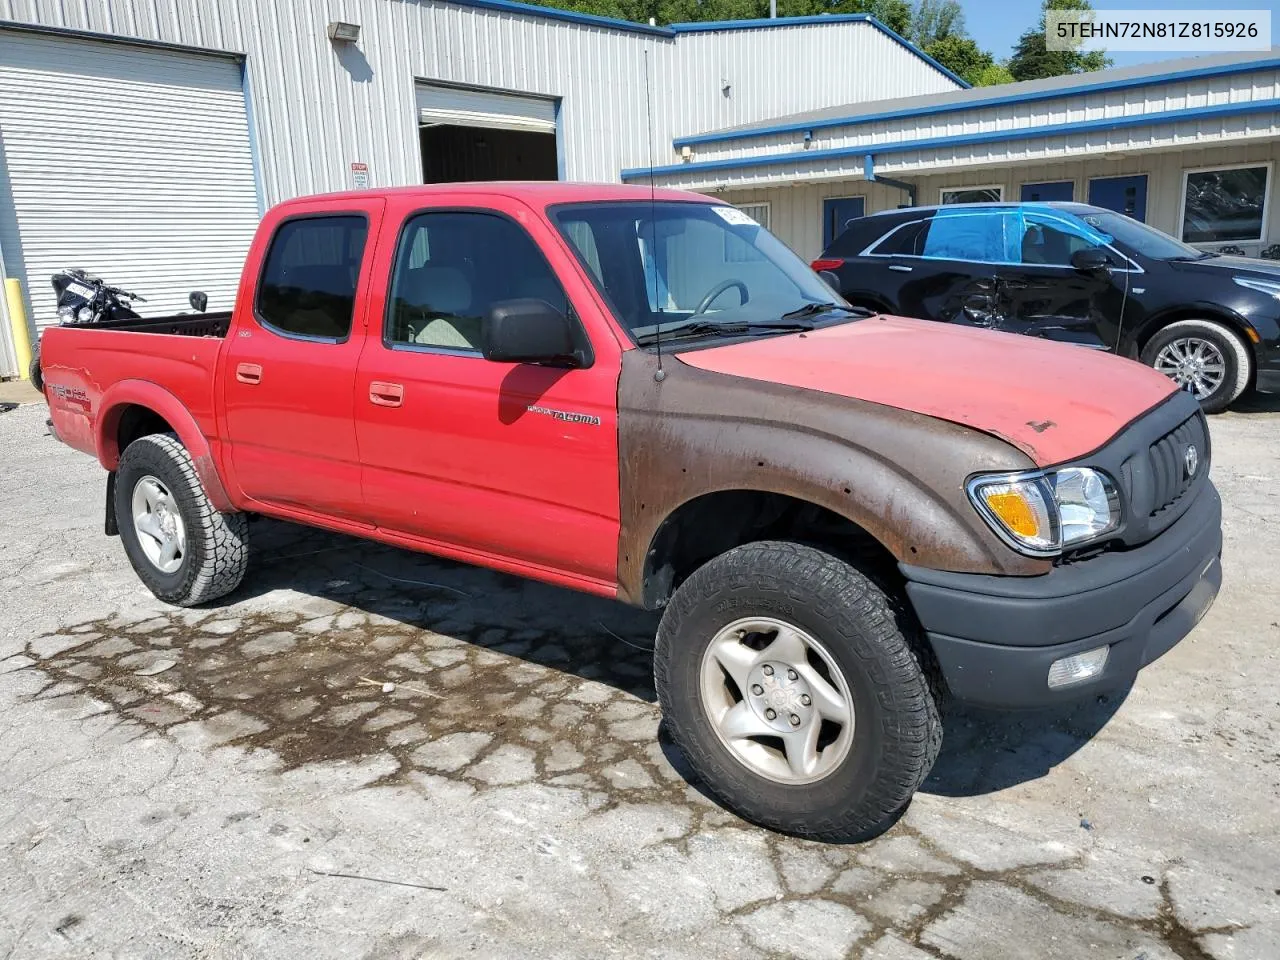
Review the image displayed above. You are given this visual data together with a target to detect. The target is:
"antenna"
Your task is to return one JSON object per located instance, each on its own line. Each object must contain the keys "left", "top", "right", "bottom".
{"left": 643, "top": 47, "right": 664, "bottom": 380}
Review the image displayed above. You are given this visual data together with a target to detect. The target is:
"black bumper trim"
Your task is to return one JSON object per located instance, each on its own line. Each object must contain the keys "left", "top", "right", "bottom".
{"left": 901, "top": 483, "right": 1222, "bottom": 708}
{"left": 901, "top": 484, "right": 1220, "bottom": 646}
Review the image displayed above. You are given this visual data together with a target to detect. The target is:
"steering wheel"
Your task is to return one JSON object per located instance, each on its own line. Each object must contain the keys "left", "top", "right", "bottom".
{"left": 693, "top": 279, "right": 749, "bottom": 316}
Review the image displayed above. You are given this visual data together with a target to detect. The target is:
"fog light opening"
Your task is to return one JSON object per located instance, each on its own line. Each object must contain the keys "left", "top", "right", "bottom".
{"left": 1047, "top": 645, "right": 1110, "bottom": 690}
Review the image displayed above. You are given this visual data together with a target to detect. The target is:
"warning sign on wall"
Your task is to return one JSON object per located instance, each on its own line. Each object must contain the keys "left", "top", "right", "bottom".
{"left": 350, "top": 162, "right": 369, "bottom": 189}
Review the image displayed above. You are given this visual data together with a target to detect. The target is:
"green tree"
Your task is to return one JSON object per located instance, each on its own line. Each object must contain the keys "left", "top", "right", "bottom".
{"left": 923, "top": 35, "right": 991, "bottom": 85}
{"left": 910, "top": 0, "right": 964, "bottom": 47}
{"left": 971, "top": 62, "right": 1015, "bottom": 86}
{"left": 1007, "top": 0, "right": 1111, "bottom": 81}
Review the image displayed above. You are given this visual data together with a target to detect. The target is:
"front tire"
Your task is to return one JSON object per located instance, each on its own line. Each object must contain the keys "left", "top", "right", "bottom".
{"left": 29, "top": 347, "right": 43, "bottom": 393}
{"left": 654, "top": 541, "right": 941, "bottom": 842}
{"left": 115, "top": 432, "right": 249, "bottom": 606}
{"left": 1141, "top": 319, "right": 1252, "bottom": 414}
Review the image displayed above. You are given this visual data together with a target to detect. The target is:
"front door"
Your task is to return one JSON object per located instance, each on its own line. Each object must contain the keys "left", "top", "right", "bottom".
{"left": 823, "top": 196, "right": 865, "bottom": 250}
{"left": 992, "top": 211, "right": 1123, "bottom": 350}
{"left": 1021, "top": 181, "right": 1074, "bottom": 203}
{"left": 221, "top": 201, "right": 383, "bottom": 522}
{"left": 353, "top": 197, "right": 621, "bottom": 585}
{"left": 1088, "top": 175, "right": 1148, "bottom": 222}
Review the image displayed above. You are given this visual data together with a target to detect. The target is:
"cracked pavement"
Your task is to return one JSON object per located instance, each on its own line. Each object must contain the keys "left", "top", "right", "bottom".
{"left": 1, "top": 396, "right": 1278, "bottom": 959}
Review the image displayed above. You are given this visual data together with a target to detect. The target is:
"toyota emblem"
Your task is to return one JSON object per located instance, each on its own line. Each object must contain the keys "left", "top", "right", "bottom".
{"left": 1184, "top": 444, "right": 1199, "bottom": 478}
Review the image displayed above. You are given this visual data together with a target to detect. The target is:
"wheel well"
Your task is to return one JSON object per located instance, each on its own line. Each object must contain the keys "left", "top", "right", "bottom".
{"left": 1134, "top": 309, "right": 1255, "bottom": 357}
{"left": 640, "top": 490, "right": 900, "bottom": 610}
{"left": 116, "top": 405, "right": 175, "bottom": 456}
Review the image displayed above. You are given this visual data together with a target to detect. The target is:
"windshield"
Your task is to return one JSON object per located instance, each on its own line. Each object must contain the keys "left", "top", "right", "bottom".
{"left": 550, "top": 201, "right": 850, "bottom": 345}
{"left": 1076, "top": 210, "right": 1205, "bottom": 260}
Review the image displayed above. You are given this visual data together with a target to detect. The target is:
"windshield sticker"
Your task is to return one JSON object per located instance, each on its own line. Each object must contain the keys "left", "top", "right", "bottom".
{"left": 712, "top": 206, "right": 760, "bottom": 227}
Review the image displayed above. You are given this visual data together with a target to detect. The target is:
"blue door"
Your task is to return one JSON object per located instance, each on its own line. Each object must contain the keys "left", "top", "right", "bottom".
{"left": 823, "top": 196, "right": 865, "bottom": 249}
{"left": 1088, "top": 175, "right": 1148, "bottom": 222}
{"left": 1021, "top": 181, "right": 1074, "bottom": 202}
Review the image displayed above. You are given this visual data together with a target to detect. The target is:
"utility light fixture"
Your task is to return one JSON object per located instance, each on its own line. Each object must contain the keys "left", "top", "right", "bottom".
{"left": 327, "top": 21, "right": 361, "bottom": 43}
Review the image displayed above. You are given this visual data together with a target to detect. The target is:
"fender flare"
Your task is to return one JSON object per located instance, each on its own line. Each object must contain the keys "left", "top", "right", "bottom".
{"left": 97, "top": 379, "right": 236, "bottom": 513}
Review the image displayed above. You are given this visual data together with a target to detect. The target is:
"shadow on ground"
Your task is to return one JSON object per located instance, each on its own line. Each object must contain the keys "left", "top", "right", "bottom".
{"left": 18, "top": 516, "right": 1125, "bottom": 819}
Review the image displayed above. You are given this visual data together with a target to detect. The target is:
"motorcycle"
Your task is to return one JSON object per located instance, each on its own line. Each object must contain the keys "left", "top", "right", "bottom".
{"left": 30, "top": 269, "right": 148, "bottom": 392}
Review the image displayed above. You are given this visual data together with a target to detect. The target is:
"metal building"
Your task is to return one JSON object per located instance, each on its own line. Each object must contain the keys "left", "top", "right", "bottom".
{"left": 630, "top": 49, "right": 1280, "bottom": 262}
{"left": 0, "top": 3, "right": 960, "bottom": 375}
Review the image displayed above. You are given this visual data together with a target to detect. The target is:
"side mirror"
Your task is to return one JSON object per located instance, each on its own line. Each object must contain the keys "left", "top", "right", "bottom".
{"left": 189, "top": 291, "right": 208, "bottom": 313}
{"left": 481, "top": 299, "right": 582, "bottom": 367}
{"left": 1070, "top": 248, "right": 1111, "bottom": 274}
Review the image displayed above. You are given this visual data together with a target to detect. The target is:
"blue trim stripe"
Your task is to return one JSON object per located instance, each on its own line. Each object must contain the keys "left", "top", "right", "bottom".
{"left": 448, "top": 0, "right": 673, "bottom": 35}
{"left": 669, "top": 13, "right": 869, "bottom": 32}
{"left": 672, "top": 55, "right": 1280, "bottom": 148}
{"left": 623, "top": 97, "right": 1280, "bottom": 181}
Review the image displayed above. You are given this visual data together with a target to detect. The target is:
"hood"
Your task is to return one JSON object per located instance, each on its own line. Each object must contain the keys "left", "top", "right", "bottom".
{"left": 1171, "top": 254, "right": 1280, "bottom": 280}
{"left": 677, "top": 315, "right": 1176, "bottom": 466}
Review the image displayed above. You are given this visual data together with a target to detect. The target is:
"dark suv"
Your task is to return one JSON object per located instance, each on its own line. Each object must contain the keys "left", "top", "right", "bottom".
{"left": 813, "top": 202, "right": 1280, "bottom": 412}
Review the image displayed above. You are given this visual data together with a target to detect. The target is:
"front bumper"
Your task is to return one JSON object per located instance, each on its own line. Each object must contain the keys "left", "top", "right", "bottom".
{"left": 901, "top": 483, "right": 1222, "bottom": 708}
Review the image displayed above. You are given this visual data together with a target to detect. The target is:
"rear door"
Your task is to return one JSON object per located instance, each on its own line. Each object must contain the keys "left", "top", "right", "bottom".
{"left": 353, "top": 195, "right": 621, "bottom": 586}
{"left": 220, "top": 199, "right": 383, "bottom": 522}
{"left": 992, "top": 211, "right": 1125, "bottom": 350}
{"left": 888, "top": 210, "right": 1018, "bottom": 327}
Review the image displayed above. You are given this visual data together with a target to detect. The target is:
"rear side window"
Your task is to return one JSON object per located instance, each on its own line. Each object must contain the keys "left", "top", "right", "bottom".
{"left": 256, "top": 216, "right": 368, "bottom": 340}
{"left": 868, "top": 219, "right": 931, "bottom": 257}
{"left": 919, "top": 212, "right": 1020, "bottom": 263}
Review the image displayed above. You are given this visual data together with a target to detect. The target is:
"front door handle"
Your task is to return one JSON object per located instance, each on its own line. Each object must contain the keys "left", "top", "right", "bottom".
{"left": 369, "top": 381, "right": 404, "bottom": 407}
{"left": 888, "top": 264, "right": 913, "bottom": 273}
{"left": 235, "top": 363, "right": 262, "bottom": 384}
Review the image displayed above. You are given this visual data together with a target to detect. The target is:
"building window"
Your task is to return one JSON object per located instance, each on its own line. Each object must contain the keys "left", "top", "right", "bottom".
{"left": 939, "top": 186, "right": 1003, "bottom": 205}
{"left": 726, "top": 203, "right": 771, "bottom": 262}
{"left": 1181, "top": 165, "right": 1270, "bottom": 244}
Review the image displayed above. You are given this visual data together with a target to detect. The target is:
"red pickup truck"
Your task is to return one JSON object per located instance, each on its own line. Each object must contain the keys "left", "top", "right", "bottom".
{"left": 39, "top": 182, "right": 1222, "bottom": 842}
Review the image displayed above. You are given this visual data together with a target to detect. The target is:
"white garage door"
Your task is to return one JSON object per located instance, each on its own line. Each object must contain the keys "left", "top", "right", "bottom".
{"left": 0, "top": 30, "right": 260, "bottom": 359}
{"left": 416, "top": 82, "right": 558, "bottom": 133}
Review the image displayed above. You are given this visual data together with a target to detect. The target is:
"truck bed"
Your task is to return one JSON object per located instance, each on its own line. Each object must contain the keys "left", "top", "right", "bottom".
{"left": 73, "top": 310, "right": 232, "bottom": 338}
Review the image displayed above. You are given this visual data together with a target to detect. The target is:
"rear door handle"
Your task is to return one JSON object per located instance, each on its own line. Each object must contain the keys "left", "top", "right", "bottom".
{"left": 235, "top": 363, "right": 262, "bottom": 384}
{"left": 888, "top": 264, "right": 913, "bottom": 273}
{"left": 369, "top": 381, "right": 404, "bottom": 407}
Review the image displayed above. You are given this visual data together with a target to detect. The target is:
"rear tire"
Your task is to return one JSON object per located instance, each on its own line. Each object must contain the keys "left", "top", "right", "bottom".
{"left": 1141, "top": 319, "right": 1252, "bottom": 414}
{"left": 115, "top": 432, "right": 249, "bottom": 606}
{"left": 654, "top": 541, "right": 941, "bottom": 843}
{"left": 29, "top": 347, "right": 43, "bottom": 394}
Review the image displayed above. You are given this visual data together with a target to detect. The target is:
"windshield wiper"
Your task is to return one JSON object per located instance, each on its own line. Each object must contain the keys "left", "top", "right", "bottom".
{"left": 1167, "top": 251, "right": 1219, "bottom": 261}
{"left": 634, "top": 318, "right": 814, "bottom": 346}
{"left": 780, "top": 301, "right": 870, "bottom": 321}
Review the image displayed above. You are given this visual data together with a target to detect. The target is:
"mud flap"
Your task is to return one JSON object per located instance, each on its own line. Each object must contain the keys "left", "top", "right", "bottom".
{"left": 105, "top": 471, "right": 119, "bottom": 537}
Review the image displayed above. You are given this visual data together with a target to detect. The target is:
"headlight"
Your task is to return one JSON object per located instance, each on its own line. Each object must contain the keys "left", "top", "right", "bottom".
{"left": 76, "top": 305, "right": 94, "bottom": 323}
{"left": 57, "top": 304, "right": 74, "bottom": 319}
{"left": 968, "top": 467, "right": 1119, "bottom": 556}
{"left": 1233, "top": 276, "right": 1280, "bottom": 299}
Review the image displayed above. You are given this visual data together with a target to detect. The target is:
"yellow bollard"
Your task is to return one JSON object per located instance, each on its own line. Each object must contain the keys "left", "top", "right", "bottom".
{"left": 5, "top": 278, "right": 33, "bottom": 379}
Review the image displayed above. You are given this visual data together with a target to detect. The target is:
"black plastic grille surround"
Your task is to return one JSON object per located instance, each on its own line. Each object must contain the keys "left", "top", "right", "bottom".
{"left": 1057, "top": 390, "right": 1209, "bottom": 554}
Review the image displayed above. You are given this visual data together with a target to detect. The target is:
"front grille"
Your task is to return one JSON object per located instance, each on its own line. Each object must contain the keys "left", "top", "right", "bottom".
{"left": 1146, "top": 412, "right": 1206, "bottom": 517}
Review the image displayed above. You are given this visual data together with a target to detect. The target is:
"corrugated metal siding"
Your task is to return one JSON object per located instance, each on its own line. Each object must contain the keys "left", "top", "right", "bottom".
{"left": 0, "top": 28, "right": 259, "bottom": 334}
{"left": 0, "top": 2, "right": 960, "bottom": 206}
{"left": 688, "top": 67, "right": 1280, "bottom": 167}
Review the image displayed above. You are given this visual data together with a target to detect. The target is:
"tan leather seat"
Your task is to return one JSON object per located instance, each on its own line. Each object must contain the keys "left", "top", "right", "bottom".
{"left": 395, "top": 266, "right": 482, "bottom": 350}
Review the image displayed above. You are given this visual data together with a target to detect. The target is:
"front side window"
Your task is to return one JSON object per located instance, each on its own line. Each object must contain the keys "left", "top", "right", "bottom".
{"left": 940, "top": 186, "right": 1003, "bottom": 205}
{"left": 551, "top": 201, "right": 846, "bottom": 346}
{"left": 919, "top": 211, "right": 1021, "bottom": 263}
{"left": 1182, "top": 166, "right": 1269, "bottom": 243}
{"left": 1020, "top": 214, "right": 1102, "bottom": 266}
{"left": 386, "top": 211, "right": 570, "bottom": 353}
{"left": 256, "top": 216, "right": 367, "bottom": 340}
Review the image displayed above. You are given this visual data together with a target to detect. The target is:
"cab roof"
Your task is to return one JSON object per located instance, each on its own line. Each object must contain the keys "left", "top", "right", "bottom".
{"left": 275, "top": 181, "right": 716, "bottom": 210}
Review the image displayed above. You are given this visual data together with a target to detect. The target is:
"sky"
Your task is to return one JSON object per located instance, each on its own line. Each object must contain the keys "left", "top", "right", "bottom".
{"left": 961, "top": 0, "right": 1280, "bottom": 67}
